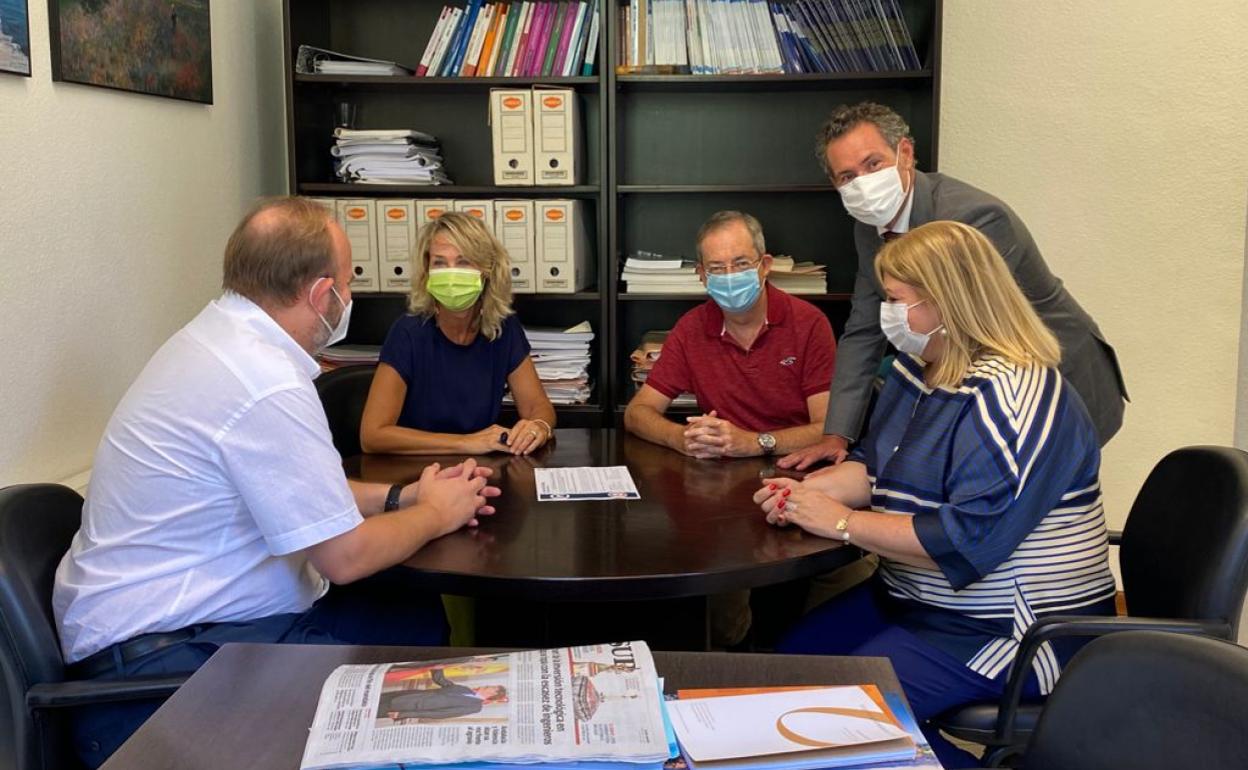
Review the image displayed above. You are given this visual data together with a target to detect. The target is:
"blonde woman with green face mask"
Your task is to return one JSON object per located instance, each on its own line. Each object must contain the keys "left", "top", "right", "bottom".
{"left": 361, "top": 212, "right": 556, "bottom": 455}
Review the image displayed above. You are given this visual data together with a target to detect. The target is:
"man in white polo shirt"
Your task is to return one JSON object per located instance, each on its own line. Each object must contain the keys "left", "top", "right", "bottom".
{"left": 53, "top": 197, "right": 500, "bottom": 767}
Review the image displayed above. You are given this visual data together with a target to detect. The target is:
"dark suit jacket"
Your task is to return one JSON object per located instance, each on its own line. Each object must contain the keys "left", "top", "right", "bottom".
{"left": 824, "top": 171, "right": 1127, "bottom": 445}
{"left": 381, "top": 672, "right": 484, "bottom": 721}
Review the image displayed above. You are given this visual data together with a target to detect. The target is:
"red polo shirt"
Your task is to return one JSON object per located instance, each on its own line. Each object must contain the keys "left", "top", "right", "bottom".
{"left": 645, "top": 284, "right": 836, "bottom": 432}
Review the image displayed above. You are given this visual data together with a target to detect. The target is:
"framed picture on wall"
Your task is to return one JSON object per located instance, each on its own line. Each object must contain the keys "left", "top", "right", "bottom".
{"left": 47, "top": 0, "right": 213, "bottom": 104}
{"left": 0, "top": 0, "right": 32, "bottom": 77}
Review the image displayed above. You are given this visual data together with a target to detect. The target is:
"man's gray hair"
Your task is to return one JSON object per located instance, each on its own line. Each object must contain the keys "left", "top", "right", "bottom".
{"left": 814, "top": 102, "right": 914, "bottom": 176}
{"left": 695, "top": 211, "right": 766, "bottom": 260}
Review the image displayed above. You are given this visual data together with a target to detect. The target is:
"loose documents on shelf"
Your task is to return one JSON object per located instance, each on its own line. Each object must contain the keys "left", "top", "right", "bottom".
{"left": 666, "top": 686, "right": 916, "bottom": 770}
{"left": 295, "top": 44, "right": 413, "bottom": 76}
{"left": 534, "top": 467, "right": 640, "bottom": 501}
{"left": 300, "top": 642, "right": 670, "bottom": 770}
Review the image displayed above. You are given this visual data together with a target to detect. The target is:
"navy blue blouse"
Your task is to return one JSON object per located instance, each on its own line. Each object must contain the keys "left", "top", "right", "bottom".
{"left": 378, "top": 314, "right": 529, "bottom": 434}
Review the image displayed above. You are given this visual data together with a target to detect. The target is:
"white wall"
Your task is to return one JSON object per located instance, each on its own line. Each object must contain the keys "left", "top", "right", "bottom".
{"left": 941, "top": 0, "right": 1248, "bottom": 530}
{"left": 0, "top": 1, "right": 287, "bottom": 487}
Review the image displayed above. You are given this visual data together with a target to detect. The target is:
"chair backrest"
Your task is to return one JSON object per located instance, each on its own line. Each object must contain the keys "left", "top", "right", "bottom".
{"left": 315, "top": 364, "right": 377, "bottom": 458}
{"left": 0, "top": 484, "right": 83, "bottom": 770}
{"left": 1024, "top": 631, "right": 1248, "bottom": 770}
{"left": 1119, "top": 446, "right": 1248, "bottom": 634}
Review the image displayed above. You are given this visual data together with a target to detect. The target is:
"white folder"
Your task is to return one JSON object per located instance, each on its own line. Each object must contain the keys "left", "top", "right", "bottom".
{"left": 453, "top": 199, "right": 496, "bottom": 234}
{"left": 535, "top": 199, "right": 591, "bottom": 293}
{"left": 335, "top": 199, "right": 380, "bottom": 292}
{"left": 491, "top": 89, "right": 534, "bottom": 185}
{"left": 377, "top": 200, "right": 415, "bottom": 293}
{"left": 416, "top": 199, "right": 454, "bottom": 230}
{"left": 495, "top": 200, "right": 535, "bottom": 294}
{"left": 533, "top": 88, "right": 580, "bottom": 186}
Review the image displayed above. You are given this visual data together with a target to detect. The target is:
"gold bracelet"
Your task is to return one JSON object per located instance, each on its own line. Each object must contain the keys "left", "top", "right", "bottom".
{"left": 533, "top": 419, "right": 553, "bottom": 440}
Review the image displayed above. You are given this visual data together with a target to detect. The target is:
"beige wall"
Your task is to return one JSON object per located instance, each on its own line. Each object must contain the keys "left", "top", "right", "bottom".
{"left": 0, "top": 1, "right": 287, "bottom": 488}
{"left": 942, "top": 1, "right": 1248, "bottom": 529}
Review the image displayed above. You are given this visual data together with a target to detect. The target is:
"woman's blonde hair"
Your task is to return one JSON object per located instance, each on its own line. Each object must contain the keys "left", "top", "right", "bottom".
{"left": 408, "top": 211, "right": 514, "bottom": 340}
{"left": 875, "top": 220, "right": 1060, "bottom": 388}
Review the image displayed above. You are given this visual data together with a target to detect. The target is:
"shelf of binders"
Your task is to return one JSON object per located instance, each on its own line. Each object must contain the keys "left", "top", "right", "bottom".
{"left": 295, "top": 74, "right": 601, "bottom": 91}
{"left": 299, "top": 183, "right": 602, "bottom": 198}
{"left": 614, "top": 69, "right": 932, "bottom": 92}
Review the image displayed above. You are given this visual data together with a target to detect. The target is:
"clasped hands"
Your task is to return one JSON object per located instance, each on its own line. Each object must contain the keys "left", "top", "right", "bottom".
{"left": 752, "top": 476, "right": 851, "bottom": 540}
{"left": 405, "top": 458, "right": 502, "bottom": 529}
{"left": 681, "top": 410, "right": 758, "bottom": 459}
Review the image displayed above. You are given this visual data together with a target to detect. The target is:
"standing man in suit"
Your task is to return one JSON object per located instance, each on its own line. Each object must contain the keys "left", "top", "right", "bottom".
{"left": 781, "top": 102, "right": 1127, "bottom": 470}
{"left": 379, "top": 670, "right": 508, "bottom": 722}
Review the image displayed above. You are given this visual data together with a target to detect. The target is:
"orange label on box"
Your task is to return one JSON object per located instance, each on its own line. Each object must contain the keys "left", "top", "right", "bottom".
{"left": 545, "top": 209, "right": 564, "bottom": 221}
{"left": 386, "top": 208, "right": 406, "bottom": 220}
{"left": 427, "top": 208, "right": 445, "bottom": 218}
{"left": 505, "top": 209, "right": 524, "bottom": 221}
{"left": 467, "top": 208, "right": 485, "bottom": 218}
{"left": 346, "top": 207, "right": 367, "bottom": 220}
{"left": 503, "top": 96, "right": 523, "bottom": 109}
{"left": 543, "top": 96, "right": 562, "bottom": 108}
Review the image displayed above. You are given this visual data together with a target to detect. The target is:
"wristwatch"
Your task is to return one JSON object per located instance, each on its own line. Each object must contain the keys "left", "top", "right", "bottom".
{"left": 835, "top": 513, "right": 853, "bottom": 542}
{"left": 384, "top": 484, "right": 404, "bottom": 512}
{"left": 757, "top": 432, "right": 777, "bottom": 455}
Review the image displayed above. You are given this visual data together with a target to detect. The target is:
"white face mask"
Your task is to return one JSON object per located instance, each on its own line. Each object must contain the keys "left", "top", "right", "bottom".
{"left": 311, "top": 279, "right": 352, "bottom": 351}
{"left": 880, "top": 299, "right": 942, "bottom": 357}
{"left": 839, "top": 162, "right": 908, "bottom": 227}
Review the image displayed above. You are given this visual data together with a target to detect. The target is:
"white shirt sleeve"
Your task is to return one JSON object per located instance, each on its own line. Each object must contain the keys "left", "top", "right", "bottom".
{"left": 218, "top": 384, "right": 363, "bottom": 556}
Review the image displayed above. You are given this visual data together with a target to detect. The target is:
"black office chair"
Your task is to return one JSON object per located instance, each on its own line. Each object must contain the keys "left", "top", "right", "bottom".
{"left": 935, "top": 445, "right": 1248, "bottom": 766}
{"left": 315, "top": 363, "right": 378, "bottom": 458}
{"left": 1019, "top": 631, "right": 1248, "bottom": 769}
{"left": 0, "top": 484, "right": 186, "bottom": 770}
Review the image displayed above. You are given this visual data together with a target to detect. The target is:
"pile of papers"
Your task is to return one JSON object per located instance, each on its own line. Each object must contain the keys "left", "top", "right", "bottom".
{"left": 300, "top": 642, "right": 672, "bottom": 770}
{"left": 318, "top": 344, "right": 381, "bottom": 372}
{"left": 630, "top": 330, "right": 696, "bottom": 407}
{"left": 768, "top": 255, "right": 828, "bottom": 295}
{"left": 333, "top": 128, "right": 452, "bottom": 185}
{"left": 509, "top": 321, "right": 593, "bottom": 405}
{"left": 296, "top": 45, "right": 414, "bottom": 76}
{"left": 621, "top": 252, "right": 704, "bottom": 295}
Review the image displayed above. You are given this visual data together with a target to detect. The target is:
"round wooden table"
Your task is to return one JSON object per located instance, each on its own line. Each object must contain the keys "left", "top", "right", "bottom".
{"left": 346, "top": 428, "right": 859, "bottom": 602}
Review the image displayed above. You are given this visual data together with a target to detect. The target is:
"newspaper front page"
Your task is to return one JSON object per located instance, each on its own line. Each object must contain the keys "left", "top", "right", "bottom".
{"left": 300, "top": 642, "right": 669, "bottom": 770}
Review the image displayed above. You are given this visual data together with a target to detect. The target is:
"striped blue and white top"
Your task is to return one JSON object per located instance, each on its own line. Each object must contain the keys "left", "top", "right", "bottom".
{"left": 850, "top": 354, "right": 1117, "bottom": 694}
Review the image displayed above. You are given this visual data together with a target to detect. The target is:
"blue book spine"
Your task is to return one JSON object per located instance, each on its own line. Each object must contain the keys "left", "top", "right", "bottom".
{"left": 448, "top": 0, "right": 485, "bottom": 75}
{"left": 438, "top": 4, "right": 471, "bottom": 75}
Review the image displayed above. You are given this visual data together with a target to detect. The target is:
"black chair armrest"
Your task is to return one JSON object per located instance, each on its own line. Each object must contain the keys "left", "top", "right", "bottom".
{"left": 1107, "top": 529, "right": 1123, "bottom": 546}
{"left": 993, "top": 615, "right": 1229, "bottom": 743}
{"left": 27, "top": 675, "right": 188, "bottom": 709}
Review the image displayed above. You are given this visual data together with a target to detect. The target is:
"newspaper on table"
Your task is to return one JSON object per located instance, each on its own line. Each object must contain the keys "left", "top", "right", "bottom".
{"left": 300, "top": 642, "right": 670, "bottom": 770}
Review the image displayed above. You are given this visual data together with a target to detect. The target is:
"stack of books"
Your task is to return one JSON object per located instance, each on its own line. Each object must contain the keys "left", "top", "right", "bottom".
{"left": 631, "top": 331, "right": 697, "bottom": 407}
{"left": 332, "top": 129, "right": 452, "bottom": 186}
{"left": 510, "top": 321, "right": 594, "bottom": 405}
{"left": 768, "top": 255, "right": 827, "bottom": 294}
{"left": 616, "top": 0, "right": 921, "bottom": 75}
{"left": 621, "top": 252, "right": 704, "bottom": 295}
{"left": 415, "top": 0, "right": 602, "bottom": 78}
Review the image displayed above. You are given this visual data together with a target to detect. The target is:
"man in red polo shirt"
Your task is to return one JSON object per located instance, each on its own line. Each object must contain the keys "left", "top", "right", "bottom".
{"left": 624, "top": 211, "right": 836, "bottom": 460}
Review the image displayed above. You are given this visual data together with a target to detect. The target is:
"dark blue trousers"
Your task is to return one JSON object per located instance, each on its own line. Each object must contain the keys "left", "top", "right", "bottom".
{"left": 776, "top": 580, "right": 1043, "bottom": 770}
{"left": 71, "top": 568, "right": 449, "bottom": 768}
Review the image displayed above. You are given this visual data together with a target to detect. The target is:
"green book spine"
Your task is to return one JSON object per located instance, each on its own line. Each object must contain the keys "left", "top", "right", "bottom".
{"left": 540, "top": 1, "right": 568, "bottom": 76}
{"left": 494, "top": 2, "right": 522, "bottom": 74}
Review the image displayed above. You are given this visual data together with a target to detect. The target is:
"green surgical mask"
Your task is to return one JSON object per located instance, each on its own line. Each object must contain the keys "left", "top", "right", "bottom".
{"left": 427, "top": 268, "right": 484, "bottom": 311}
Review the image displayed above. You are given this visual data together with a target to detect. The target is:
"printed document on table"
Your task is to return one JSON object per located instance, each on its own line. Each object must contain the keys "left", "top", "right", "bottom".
{"left": 534, "top": 467, "right": 641, "bottom": 501}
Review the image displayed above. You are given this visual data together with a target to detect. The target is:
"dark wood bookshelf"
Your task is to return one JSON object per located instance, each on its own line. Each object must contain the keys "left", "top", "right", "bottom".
{"left": 284, "top": 0, "right": 942, "bottom": 429}
{"left": 299, "top": 183, "right": 601, "bottom": 198}
{"left": 295, "top": 74, "right": 600, "bottom": 91}
{"left": 616, "top": 70, "right": 933, "bottom": 92}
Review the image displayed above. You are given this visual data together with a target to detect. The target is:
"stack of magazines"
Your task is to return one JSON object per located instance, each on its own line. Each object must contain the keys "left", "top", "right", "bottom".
{"left": 620, "top": 251, "right": 704, "bottom": 295}
{"left": 630, "top": 331, "right": 696, "bottom": 407}
{"left": 333, "top": 128, "right": 452, "bottom": 185}
{"left": 506, "top": 321, "right": 594, "bottom": 405}
{"left": 300, "top": 642, "right": 671, "bottom": 770}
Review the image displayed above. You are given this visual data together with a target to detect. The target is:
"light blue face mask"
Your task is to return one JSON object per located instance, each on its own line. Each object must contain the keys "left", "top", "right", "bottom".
{"left": 706, "top": 268, "right": 763, "bottom": 314}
